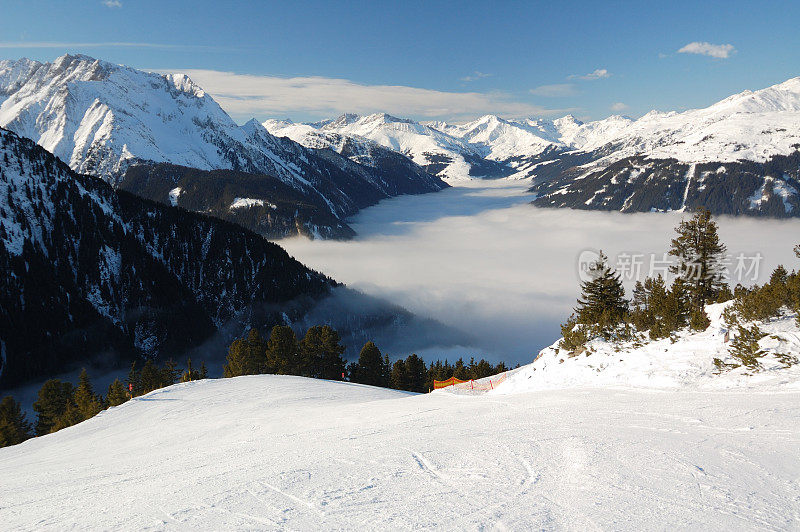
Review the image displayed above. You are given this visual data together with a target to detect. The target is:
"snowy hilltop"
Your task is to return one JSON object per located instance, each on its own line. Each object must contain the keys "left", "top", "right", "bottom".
{"left": 494, "top": 302, "right": 800, "bottom": 394}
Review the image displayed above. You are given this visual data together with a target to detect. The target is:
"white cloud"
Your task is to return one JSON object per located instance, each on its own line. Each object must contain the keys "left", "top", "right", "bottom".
{"left": 570, "top": 69, "right": 611, "bottom": 81}
{"left": 102, "top": 0, "right": 122, "bottom": 7}
{"left": 677, "top": 41, "right": 735, "bottom": 59}
{"left": 610, "top": 102, "right": 628, "bottom": 111}
{"left": 529, "top": 83, "right": 577, "bottom": 97}
{"left": 460, "top": 71, "right": 492, "bottom": 82}
{"left": 171, "top": 69, "right": 570, "bottom": 122}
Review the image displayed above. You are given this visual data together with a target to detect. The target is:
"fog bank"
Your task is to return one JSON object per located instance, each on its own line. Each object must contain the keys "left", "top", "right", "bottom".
{"left": 280, "top": 180, "right": 800, "bottom": 366}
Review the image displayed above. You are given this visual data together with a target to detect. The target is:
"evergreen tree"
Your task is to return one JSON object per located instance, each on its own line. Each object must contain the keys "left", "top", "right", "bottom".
{"left": 74, "top": 369, "right": 102, "bottom": 420}
{"left": 51, "top": 402, "right": 84, "bottom": 433}
{"left": 223, "top": 328, "right": 266, "bottom": 377}
{"left": 351, "top": 341, "right": 388, "bottom": 387}
{"left": 452, "top": 358, "right": 469, "bottom": 380}
{"left": 140, "top": 360, "right": 163, "bottom": 393}
{"left": 669, "top": 209, "right": 728, "bottom": 310}
{"left": 161, "top": 359, "right": 179, "bottom": 387}
{"left": 0, "top": 396, "right": 32, "bottom": 447}
{"left": 729, "top": 325, "right": 767, "bottom": 369}
{"left": 630, "top": 275, "right": 688, "bottom": 338}
{"left": 389, "top": 359, "right": 408, "bottom": 390}
{"left": 318, "top": 326, "right": 346, "bottom": 380}
{"left": 298, "top": 325, "right": 345, "bottom": 379}
{"left": 574, "top": 251, "right": 628, "bottom": 338}
{"left": 199, "top": 361, "right": 208, "bottom": 379}
{"left": 264, "top": 325, "right": 299, "bottom": 374}
{"left": 404, "top": 354, "right": 428, "bottom": 392}
{"left": 32, "top": 379, "right": 75, "bottom": 436}
{"left": 181, "top": 358, "right": 197, "bottom": 382}
{"left": 105, "top": 379, "right": 129, "bottom": 407}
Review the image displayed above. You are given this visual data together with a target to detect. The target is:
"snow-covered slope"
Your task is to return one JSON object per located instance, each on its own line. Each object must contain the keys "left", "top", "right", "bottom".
{"left": 2, "top": 371, "right": 799, "bottom": 529}
{"left": 440, "top": 78, "right": 800, "bottom": 168}
{"left": 495, "top": 303, "right": 800, "bottom": 394}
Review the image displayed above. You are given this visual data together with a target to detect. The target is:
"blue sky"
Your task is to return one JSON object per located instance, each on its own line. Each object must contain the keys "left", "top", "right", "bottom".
{"left": 2, "top": 0, "right": 799, "bottom": 123}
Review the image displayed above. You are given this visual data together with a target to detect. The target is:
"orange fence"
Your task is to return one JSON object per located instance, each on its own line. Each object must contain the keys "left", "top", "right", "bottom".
{"left": 433, "top": 372, "right": 507, "bottom": 391}
{"left": 433, "top": 376, "right": 468, "bottom": 389}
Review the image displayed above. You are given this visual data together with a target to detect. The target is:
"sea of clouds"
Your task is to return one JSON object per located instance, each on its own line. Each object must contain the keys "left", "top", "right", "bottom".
{"left": 280, "top": 180, "right": 800, "bottom": 367}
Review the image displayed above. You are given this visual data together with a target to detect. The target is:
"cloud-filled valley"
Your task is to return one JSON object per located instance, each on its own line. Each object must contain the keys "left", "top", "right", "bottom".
{"left": 280, "top": 180, "right": 800, "bottom": 367}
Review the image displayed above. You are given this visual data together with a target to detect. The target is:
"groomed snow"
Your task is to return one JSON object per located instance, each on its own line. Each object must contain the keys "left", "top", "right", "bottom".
{"left": 2, "top": 345, "right": 799, "bottom": 529}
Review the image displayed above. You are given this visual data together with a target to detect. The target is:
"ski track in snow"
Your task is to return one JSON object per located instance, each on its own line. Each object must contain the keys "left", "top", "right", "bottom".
{"left": 1, "top": 375, "right": 799, "bottom": 530}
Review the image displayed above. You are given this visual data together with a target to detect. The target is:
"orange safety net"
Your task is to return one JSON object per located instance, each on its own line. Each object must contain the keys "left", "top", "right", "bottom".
{"left": 433, "top": 372, "right": 507, "bottom": 391}
{"left": 433, "top": 376, "right": 468, "bottom": 389}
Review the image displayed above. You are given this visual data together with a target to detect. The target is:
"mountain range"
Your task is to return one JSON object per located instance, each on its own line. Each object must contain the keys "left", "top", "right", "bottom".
{"left": 271, "top": 78, "right": 800, "bottom": 217}
{"left": 0, "top": 54, "right": 448, "bottom": 239}
{"left": 3, "top": 54, "right": 799, "bottom": 221}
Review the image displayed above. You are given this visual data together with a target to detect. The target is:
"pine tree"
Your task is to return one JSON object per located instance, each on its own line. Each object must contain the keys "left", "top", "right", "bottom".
{"left": 389, "top": 359, "right": 408, "bottom": 390}
{"left": 74, "top": 368, "right": 102, "bottom": 420}
{"left": 32, "top": 379, "right": 75, "bottom": 436}
{"left": 404, "top": 354, "right": 427, "bottom": 392}
{"left": 264, "top": 325, "right": 299, "bottom": 374}
{"left": 223, "top": 328, "right": 266, "bottom": 377}
{"left": 0, "top": 396, "right": 32, "bottom": 447}
{"left": 181, "top": 358, "right": 197, "bottom": 382}
{"left": 729, "top": 325, "right": 766, "bottom": 369}
{"left": 574, "top": 251, "right": 628, "bottom": 338}
{"left": 161, "top": 359, "right": 179, "bottom": 387}
{"left": 298, "top": 325, "right": 345, "bottom": 379}
{"left": 669, "top": 209, "right": 728, "bottom": 310}
{"left": 199, "top": 361, "right": 208, "bottom": 379}
{"left": 51, "top": 402, "right": 84, "bottom": 433}
{"left": 140, "top": 360, "right": 162, "bottom": 393}
{"left": 318, "top": 326, "right": 346, "bottom": 380}
{"left": 351, "top": 341, "right": 387, "bottom": 386}
{"left": 105, "top": 379, "right": 128, "bottom": 407}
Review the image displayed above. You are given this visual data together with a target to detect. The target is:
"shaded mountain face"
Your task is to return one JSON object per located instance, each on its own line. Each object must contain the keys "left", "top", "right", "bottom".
{"left": 529, "top": 154, "right": 800, "bottom": 216}
{"left": 0, "top": 54, "right": 448, "bottom": 238}
{"left": 0, "top": 127, "right": 334, "bottom": 387}
{"left": 119, "top": 163, "right": 356, "bottom": 240}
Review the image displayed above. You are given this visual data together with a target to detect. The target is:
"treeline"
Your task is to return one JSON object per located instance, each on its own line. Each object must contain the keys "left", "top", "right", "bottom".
{"left": 0, "top": 358, "right": 208, "bottom": 448}
{"left": 560, "top": 208, "right": 800, "bottom": 372}
{"left": 222, "top": 325, "right": 508, "bottom": 393}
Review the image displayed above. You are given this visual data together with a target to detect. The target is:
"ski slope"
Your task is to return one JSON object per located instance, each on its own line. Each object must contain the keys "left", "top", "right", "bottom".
{"left": 1, "top": 369, "right": 799, "bottom": 529}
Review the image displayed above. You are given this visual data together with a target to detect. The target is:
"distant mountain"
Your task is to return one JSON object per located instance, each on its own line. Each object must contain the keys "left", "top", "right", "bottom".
{"left": 281, "top": 113, "right": 514, "bottom": 181}
{"left": 0, "top": 54, "right": 448, "bottom": 238}
{"left": 0, "top": 126, "right": 334, "bottom": 387}
{"left": 525, "top": 78, "right": 800, "bottom": 216}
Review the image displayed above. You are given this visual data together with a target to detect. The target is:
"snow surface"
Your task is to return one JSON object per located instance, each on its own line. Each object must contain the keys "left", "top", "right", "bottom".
{"left": 496, "top": 303, "right": 800, "bottom": 393}
{"left": 2, "top": 303, "right": 800, "bottom": 529}
{"left": 167, "top": 186, "right": 182, "bottom": 207}
{"left": 230, "top": 197, "right": 266, "bottom": 209}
